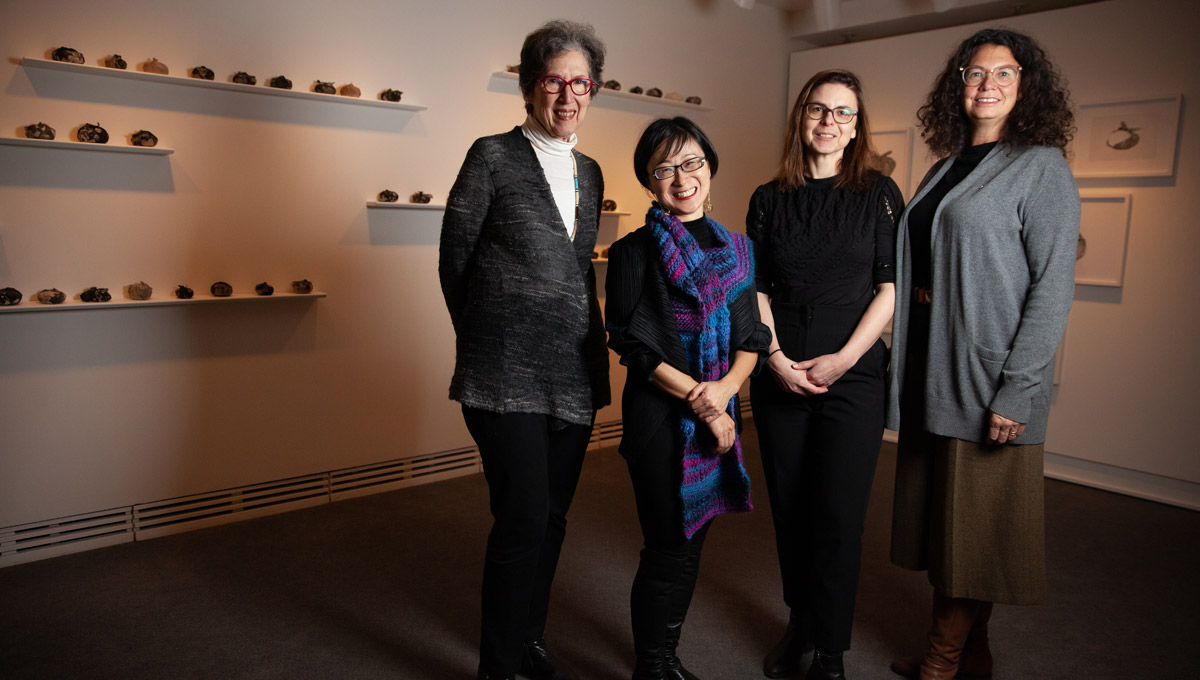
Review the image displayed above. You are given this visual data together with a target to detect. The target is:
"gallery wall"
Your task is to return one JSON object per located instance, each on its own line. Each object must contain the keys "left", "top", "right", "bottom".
{"left": 0, "top": 0, "right": 793, "bottom": 528}
{"left": 788, "top": 0, "right": 1200, "bottom": 507}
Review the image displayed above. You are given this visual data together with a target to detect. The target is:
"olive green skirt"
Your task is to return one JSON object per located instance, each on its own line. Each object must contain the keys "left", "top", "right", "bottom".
{"left": 891, "top": 429, "right": 1046, "bottom": 605}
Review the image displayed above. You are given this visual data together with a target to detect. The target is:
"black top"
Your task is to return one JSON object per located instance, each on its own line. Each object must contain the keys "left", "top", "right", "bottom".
{"left": 907, "top": 141, "right": 997, "bottom": 287}
{"left": 746, "top": 174, "right": 902, "bottom": 306}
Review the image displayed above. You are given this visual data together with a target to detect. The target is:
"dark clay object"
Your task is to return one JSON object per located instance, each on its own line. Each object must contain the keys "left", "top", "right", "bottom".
{"left": 255, "top": 282, "right": 274, "bottom": 296}
{"left": 52, "top": 47, "right": 84, "bottom": 64}
{"left": 105, "top": 54, "right": 127, "bottom": 69}
{"left": 410, "top": 191, "right": 432, "bottom": 204}
{"left": 292, "top": 279, "right": 313, "bottom": 294}
{"left": 232, "top": 71, "right": 257, "bottom": 85}
{"left": 190, "top": 66, "right": 215, "bottom": 80}
{"left": 36, "top": 288, "right": 66, "bottom": 304}
{"left": 379, "top": 89, "right": 403, "bottom": 102}
{"left": 25, "top": 122, "right": 55, "bottom": 140}
{"left": 0, "top": 287, "right": 21, "bottom": 306}
{"left": 210, "top": 281, "right": 233, "bottom": 297}
{"left": 175, "top": 285, "right": 194, "bottom": 299}
{"left": 378, "top": 190, "right": 399, "bottom": 203}
{"left": 131, "top": 130, "right": 158, "bottom": 147}
{"left": 80, "top": 287, "right": 111, "bottom": 303}
{"left": 603, "top": 80, "right": 620, "bottom": 91}
{"left": 269, "top": 75, "right": 292, "bottom": 89}
{"left": 629, "top": 86, "right": 644, "bottom": 94}
{"left": 686, "top": 96, "right": 702, "bottom": 105}
{"left": 646, "top": 88, "right": 663, "bottom": 98}
{"left": 77, "top": 123, "right": 109, "bottom": 144}
{"left": 313, "top": 81, "right": 335, "bottom": 95}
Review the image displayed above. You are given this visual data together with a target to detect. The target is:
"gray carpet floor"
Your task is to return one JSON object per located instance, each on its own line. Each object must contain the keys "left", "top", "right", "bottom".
{"left": 2, "top": 426, "right": 1197, "bottom": 679}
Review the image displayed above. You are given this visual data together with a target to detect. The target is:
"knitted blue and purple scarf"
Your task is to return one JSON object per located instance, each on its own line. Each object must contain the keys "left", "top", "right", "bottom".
{"left": 648, "top": 203, "right": 754, "bottom": 539}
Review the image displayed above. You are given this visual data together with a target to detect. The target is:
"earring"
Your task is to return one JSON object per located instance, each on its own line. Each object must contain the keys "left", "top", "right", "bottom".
{"left": 704, "top": 195, "right": 714, "bottom": 213}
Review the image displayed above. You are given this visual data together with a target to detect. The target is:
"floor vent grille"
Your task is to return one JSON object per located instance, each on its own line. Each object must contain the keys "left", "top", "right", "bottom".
{"left": 133, "top": 473, "right": 330, "bottom": 541}
{"left": 0, "top": 508, "right": 133, "bottom": 568}
{"left": 331, "top": 448, "right": 481, "bottom": 501}
{"left": 589, "top": 419, "right": 624, "bottom": 449}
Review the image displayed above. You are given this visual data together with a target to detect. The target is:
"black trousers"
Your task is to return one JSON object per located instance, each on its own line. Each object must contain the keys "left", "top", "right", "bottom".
{"left": 750, "top": 327, "right": 887, "bottom": 652}
{"left": 624, "top": 419, "right": 710, "bottom": 667}
{"left": 462, "top": 406, "right": 593, "bottom": 676}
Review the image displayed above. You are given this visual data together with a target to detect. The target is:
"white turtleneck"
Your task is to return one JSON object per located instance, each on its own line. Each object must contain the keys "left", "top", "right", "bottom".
{"left": 522, "top": 115, "right": 578, "bottom": 241}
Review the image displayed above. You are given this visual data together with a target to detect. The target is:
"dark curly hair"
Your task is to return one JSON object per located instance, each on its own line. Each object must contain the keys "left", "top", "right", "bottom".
{"left": 518, "top": 20, "right": 606, "bottom": 115}
{"left": 632, "top": 117, "right": 719, "bottom": 190}
{"left": 776, "top": 69, "right": 877, "bottom": 192}
{"left": 918, "top": 28, "right": 1074, "bottom": 157}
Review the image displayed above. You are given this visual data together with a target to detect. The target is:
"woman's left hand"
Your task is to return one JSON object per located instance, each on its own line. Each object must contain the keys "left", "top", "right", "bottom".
{"left": 795, "top": 353, "right": 851, "bottom": 388}
{"left": 706, "top": 412, "right": 736, "bottom": 454}
{"left": 688, "top": 380, "right": 739, "bottom": 422}
{"left": 988, "top": 411, "right": 1026, "bottom": 444}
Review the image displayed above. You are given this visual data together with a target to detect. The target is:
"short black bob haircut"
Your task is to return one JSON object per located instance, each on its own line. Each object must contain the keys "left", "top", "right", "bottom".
{"left": 632, "top": 117, "right": 719, "bottom": 189}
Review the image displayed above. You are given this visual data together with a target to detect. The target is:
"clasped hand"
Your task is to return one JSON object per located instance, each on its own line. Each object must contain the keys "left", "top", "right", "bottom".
{"left": 767, "top": 350, "right": 851, "bottom": 395}
{"left": 687, "top": 381, "right": 737, "bottom": 454}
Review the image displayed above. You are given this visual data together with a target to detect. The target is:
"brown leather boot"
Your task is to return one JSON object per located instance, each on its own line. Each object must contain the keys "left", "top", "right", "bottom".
{"left": 917, "top": 592, "right": 983, "bottom": 680}
{"left": 889, "top": 602, "right": 992, "bottom": 679}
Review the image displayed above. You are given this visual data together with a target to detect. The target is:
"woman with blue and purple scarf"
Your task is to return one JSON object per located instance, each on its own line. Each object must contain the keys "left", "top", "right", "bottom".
{"left": 606, "top": 117, "right": 771, "bottom": 680}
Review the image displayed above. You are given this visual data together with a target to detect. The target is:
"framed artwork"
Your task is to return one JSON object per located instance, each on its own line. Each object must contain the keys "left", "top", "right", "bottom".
{"left": 872, "top": 129, "right": 913, "bottom": 198}
{"left": 1075, "top": 193, "right": 1132, "bottom": 287}
{"left": 1072, "top": 95, "right": 1180, "bottom": 178}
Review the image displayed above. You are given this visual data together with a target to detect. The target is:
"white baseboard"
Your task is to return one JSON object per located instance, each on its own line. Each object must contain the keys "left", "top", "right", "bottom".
{"left": 1044, "top": 451, "right": 1200, "bottom": 511}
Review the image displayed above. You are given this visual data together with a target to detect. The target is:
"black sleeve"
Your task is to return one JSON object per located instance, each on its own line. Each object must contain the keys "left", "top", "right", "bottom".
{"left": 874, "top": 175, "right": 903, "bottom": 287}
{"left": 745, "top": 184, "right": 773, "bottom": 296}
{"left": 439, "top": 139, "right": 492, "bottom": 330}
{"left": 604, "top": 234, "right": 666, "bottom": 380}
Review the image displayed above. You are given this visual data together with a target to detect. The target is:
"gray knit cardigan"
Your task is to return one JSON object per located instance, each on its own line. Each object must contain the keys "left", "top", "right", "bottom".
{"left": 439, "top": 127, "right": 610, "bottom": 424}
{"left": 886, "top": 144, "right": 1080, "bottom": 444}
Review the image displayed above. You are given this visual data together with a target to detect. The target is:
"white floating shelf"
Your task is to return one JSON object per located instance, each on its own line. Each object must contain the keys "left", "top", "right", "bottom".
{"left": 601, "top": 211, "right": 631, "bottom": 217}
{"left": 0, "top": 290, "right": 326, "bottom": 314}
{"left": 366, "top": 202, "right": 446, "bottom": 210}
{"left": 491, "top": 71, "right": 712, "bottom": 112}
{"left": 0, "top": 136, "right": 174, "bottom": 155}
{"left": 22, "top": 58, "right": 428, "bottom": 112}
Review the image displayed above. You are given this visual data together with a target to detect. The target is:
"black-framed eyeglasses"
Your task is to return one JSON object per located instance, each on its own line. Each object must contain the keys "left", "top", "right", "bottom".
{"left": 804, "top": 103, "right": 857, "bottom": 125}
{"left": 651, "top": 157, "right": 707, "bottom": 181}
{"left": 537, "top": 75, "right": 597, "bottom": 96}
{"left": 960, "top": 64, "right": 1021, "bottom": 87}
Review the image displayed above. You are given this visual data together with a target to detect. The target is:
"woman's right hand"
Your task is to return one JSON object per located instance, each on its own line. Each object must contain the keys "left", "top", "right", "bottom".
{"left": 707, "top": 412, "right": 736, "bottom": 453}
{"left": 767, "top": 351, "right": 828, "bottom": 395}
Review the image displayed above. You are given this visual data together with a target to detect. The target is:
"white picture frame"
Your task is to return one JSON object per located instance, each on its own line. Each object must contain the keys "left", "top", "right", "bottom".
{"left": 1071, "top": 95, "right": 1180, "bottom": 178}
{"left": 872, "top": 128, "right": 913, "bottom": 198}
{"left": 1075, "top": 193, "right": 1133, "bottom": 287}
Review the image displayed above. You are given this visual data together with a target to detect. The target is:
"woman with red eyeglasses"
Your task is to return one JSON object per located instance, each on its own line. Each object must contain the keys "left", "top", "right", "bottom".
{"left": 439, "top": 20, "right": 609, "bottom": 680}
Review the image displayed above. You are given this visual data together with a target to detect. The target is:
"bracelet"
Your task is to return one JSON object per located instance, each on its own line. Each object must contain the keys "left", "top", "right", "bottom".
{"left": 768, "top": 348, "right": 783, "bottom": 358}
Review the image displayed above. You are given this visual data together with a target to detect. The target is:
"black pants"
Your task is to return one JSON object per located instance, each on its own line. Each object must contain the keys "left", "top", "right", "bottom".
{"left": 751, "top": 326, "right": 887, "bottom": 652}
{"left": 462, "top": 406, "right": 593, "bottom": 676}
{"left": 624, "top": 420, "right": 710, "bottom": 668}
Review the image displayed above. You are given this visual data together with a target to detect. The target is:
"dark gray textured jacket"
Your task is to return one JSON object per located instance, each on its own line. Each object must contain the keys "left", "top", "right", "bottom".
{"left": 886, "top": 144, "right": 1079, "bottom": 444}
{"left": 439, "top": 127, "right": 610, "bottom": 424}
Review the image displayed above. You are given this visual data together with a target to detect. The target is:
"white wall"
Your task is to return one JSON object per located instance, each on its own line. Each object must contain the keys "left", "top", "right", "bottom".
{"left": 789, "top": 0, "right": 1200, "bottom": 503}
{"left": 0, "top": 0, "right": 793, "bottom": 527}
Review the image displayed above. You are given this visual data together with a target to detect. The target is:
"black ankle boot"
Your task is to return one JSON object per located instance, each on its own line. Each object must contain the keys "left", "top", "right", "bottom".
{"left": 663, "top": 620, "right": 700, "bottom": 680}
{"left": 519, "top": 639, "right": 577, "bottom": 680}
{"left": 762, "top": 620, "right": 813, "bottom": 678}
{"left": 806, "top": 649, "right": 847, "bottom": 680}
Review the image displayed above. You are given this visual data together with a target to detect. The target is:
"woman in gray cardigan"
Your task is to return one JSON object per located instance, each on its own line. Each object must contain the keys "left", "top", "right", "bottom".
{"left": 885, "top": 28, "right": 1079, "bottom": 680}
{"left": 438, "top": 20, "right": 609, "bottom": 680}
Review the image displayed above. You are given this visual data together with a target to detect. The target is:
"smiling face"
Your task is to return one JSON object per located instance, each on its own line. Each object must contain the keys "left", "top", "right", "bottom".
{"left": 648, "top": 137, "right": 710, "bottom": 222}
{"left": 802, "top": 82, "right": 858, "bottom": 164}
{"left": 962, "top": 43, "right": 1021, "bottom": 143}
{"left": 525, "top": 49, "right": 592, "bottom": 141}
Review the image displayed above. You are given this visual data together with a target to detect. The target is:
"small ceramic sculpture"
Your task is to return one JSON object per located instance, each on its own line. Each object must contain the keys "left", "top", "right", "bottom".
{"left": 685, "top": 96, "right": 702, "bottom": 105}
{"left": 143, "top": 58, "right": 169, "bottom": 75}
{"left": 210, "top": 281, "right": 233, "bottom": 297}
{"left": 506, "top": 64, "right": 520, "bottom": 73}
{"left": 131, "top": 130, "right": 158, "bottom": 147}
{"left": 630, "top": 86, "right": 644, "bottom": 95}
{"left": 603, "top": 80, "right": 621, "bottom": 91}
{"left": 379, "top": 89, "right": 403, "bottom": 102}
{"left": 0, "top": 287, "right": 21, "bottom": 306}
{"left": 255, "top": 282, "right": 274, "bottom": 296}
{"left": 36, "top": 288, "right": 66, "bottom": 304}
{"left": 175, "top": 285, "right": 194, "bottom": 299}
{"left": 127, "top": 281, "right": 153, "bottom": 300}
{"left": 104, "top": 54, "right": 127, "bottom": 70}
{"left": 410, "top": 191, "right": 432, "bottom": 204}
{"left": 646, "top": 88, "right": 663, "bottom": 98}
{"left": 378, "top": 190, "right": 399, "bottom": 202}
{"left": 77, "top": 123, "right": 109, "bottom": 144}
{"left": 339, "top": 83, "right": 361, "bottom": 97}
{"left": 292, "top": 279, "right": 313, "bottom": 294}
{"left": 602, "top": 199, "right": 617, "bottom": 212}
{"left": 232, "top": 71, "right": 257, "bottom": 85}
{"left": 80, "top": 287, "right": 111, "bottom": 303}
{"left": 313, "top": 81, "right": 335, "bottom": 95}
{"left": 190, "top": 66, "right": 215, "bottom": 80}
{"left": 24, "top": 122, "right": 55, "bottom": 140}
{"left": 664, "top": 91, "right": 683, "bottom": 102}
{"left": 269, "top": 75, "right": 292, "bottom": 90}
{"left": 52, "top": 47, "right": 84, "bottom": 64}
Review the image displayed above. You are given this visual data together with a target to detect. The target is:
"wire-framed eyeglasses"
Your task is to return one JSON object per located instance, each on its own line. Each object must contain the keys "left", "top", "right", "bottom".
{"left": 651, "top": 157, "right": 707, "bottom": 181}
{"left": 960, "top": 64, "right": 1022, "bottom": 87}
{"left": 804, "top": 103, "right": 858, "bottom": 125}
{"left": 537, "top": 75, "right": 597, "bottom": 96}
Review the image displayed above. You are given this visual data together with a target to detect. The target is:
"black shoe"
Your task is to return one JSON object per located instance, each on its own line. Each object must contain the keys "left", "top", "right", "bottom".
{"left": 763, "top": 622, "right": 813, "bottom": 678}
{"left": 519, "top": 639, "right": 578, "bottom": 680}
{"left": 806, "top": 650, "right": 847, "bottom": 680}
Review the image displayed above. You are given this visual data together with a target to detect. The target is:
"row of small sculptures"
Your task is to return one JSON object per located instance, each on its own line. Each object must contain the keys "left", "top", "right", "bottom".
{"left": 24, "top": 122, "right": 158, "bottom": 147}
{"left": 0, "top": 280, "right": 315, "bottom": 306}
{"left": 379, "top": 190, "right": 433, "bottom": 204}
{"left": 504, "top": 65, "right": 701, "bottom": 105}
{"left": 52, "top": 47, "right": 403, "bottom": 101}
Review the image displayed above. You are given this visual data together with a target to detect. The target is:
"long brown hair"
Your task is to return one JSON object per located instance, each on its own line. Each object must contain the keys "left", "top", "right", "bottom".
{"left": 776, "top": 69, "right": 876, "bottom": 192}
